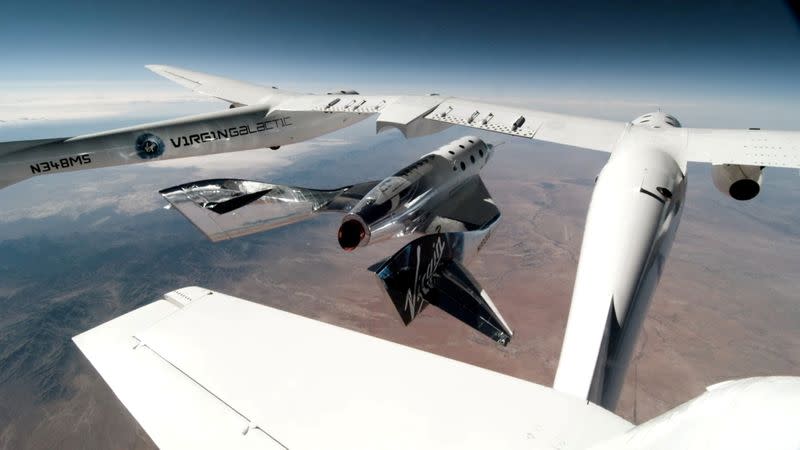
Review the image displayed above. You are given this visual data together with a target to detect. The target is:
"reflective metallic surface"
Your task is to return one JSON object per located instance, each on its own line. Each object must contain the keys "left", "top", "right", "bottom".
{"left": 160, "top": 179, "right": 377, "bottom": 242}
{"left": 370, "top": 216, "right": 512, "bottom": 345}
{"left": 340, "top": 136, "right": 496, "bottom": 249}
{"left": 160, "top": 136, "right": 511, "bottom": 344}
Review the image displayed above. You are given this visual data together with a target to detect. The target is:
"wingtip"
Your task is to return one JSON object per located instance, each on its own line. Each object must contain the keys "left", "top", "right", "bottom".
{"left": 145, "top": 64, "right": 167, "bottom": 73}
{"left": 146, "top": 64, "right": 185, "bottom": 75}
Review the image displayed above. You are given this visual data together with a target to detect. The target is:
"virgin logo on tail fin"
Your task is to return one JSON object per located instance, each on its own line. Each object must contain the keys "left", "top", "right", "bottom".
{"left": 371, "top": 233, "right": 512, "bottom": 345}
{"left": 403, "top": 236, "right": 447, "bottom": 320}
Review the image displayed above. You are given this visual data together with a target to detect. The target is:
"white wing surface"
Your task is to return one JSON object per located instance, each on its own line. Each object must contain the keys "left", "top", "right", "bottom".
{"left": 272, "top": 94, "right": 629, "bottom": 151}
{"left": 684, "top": 128, "right": 800, "bottom": 168}
{"left": 74, "top": 287, "right": 631, "bottom": 450}
{"left": 147, "top": 65, "right": 285, "bottom": 106}
{"left": 10, "top": 64, "right": 796, "bottom": 195}
{"left": 135, "top": 61, "right": 625, "bottom": 150}
{"left": 421, "top": 98, "right": 628, "bottom": 152}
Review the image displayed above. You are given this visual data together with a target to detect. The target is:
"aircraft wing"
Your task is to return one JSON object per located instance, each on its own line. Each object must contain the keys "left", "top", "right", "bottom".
{"left": 418, "top": 98, "right": 628, "bottom": 152}
{"left": 160, "top": 179, "right": 379, "bottom": 242}
{"left": 0, "top": 104, "right": 287, "bottom": 189}
{"left": 274, "top": 91, "right": 800, "bottom": 166}
{"left": 147, "top": 64, "right": 285, "bottom": 106}
{"left": 321, "top": 94, "right": 627, "bottom": 151}
{"left": 683, "top": 128, "right": 800, "bottom": 168}
{"left": 432, "top": 175, "right": 500, "bottom": 232}
{"left": 73, "top": 287, "right": 631, "bottom": 450}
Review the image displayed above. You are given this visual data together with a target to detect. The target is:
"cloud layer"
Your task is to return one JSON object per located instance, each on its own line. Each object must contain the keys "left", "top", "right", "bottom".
{"left": 0, "top": 84, "right": 218, "bottom": 122}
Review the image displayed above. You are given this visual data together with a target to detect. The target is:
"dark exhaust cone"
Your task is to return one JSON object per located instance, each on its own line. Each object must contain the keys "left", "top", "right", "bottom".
{"left": 338, "top": 219, "right": 366, "bottom": 251}
{"left": 370, "top": 233, "right": 513, "bottom": 346}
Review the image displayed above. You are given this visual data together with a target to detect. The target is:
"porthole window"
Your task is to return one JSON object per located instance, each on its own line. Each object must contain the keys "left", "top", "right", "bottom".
{"left": 479, "top": 149, "right": 484, "bottom": 157}
{"left": 460, "top": 162, "right": 466, "bottom": 171}
{"left": 470, "top": 155, "right": 475, "bottom": 163}
{"left": 452, "top": 166, "right": 457, "bottom": 171}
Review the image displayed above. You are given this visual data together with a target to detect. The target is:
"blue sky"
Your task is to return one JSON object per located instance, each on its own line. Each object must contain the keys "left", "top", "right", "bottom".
{"left": 1, "top": 0, "right": 799, "bottom": 127}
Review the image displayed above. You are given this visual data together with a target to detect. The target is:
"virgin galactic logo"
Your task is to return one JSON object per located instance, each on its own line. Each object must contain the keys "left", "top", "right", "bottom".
{"left": 135, "top": 133, "right": 165, "bottom": 159}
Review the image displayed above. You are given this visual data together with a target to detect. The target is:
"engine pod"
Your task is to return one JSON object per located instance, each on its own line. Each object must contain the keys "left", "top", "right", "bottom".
{"left": 712, "top": 164, "right": 763, "bottom": 201}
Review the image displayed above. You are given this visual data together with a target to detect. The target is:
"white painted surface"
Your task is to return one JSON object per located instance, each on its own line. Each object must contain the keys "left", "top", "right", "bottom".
{"left": 589, "top": 377, "right": 800, "bottom": 450}
{"left": 74, "top": 287, "right": 631, "bottom": 450}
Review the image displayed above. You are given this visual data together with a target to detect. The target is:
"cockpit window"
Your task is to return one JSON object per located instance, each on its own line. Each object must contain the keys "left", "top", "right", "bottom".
{"left": 395, "top": 155, "right": 433, "bottom": 177}
{"left": 665, "top": 115, "right": 682, "bottom": 127}
{"left": 397, "top": 184, "right": 416, "bottom": 201}
{"left": 364, "top": 176, "right": 411, "bottom": 203}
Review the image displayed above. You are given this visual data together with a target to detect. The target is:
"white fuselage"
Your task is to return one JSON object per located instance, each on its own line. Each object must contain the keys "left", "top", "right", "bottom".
{"left": 554, "top": 112, "right": 689, "bottom": 408}
{"left": 588, "top": 377, "right": 800, "bottom": 450}
{"left": 0, "top": 97, "right": 371, "bottom": 188}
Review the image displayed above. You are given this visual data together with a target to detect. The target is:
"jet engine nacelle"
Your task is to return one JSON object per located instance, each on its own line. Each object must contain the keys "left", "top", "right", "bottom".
{"left": 712, "top": 164, "right": 763, "bottom": 201}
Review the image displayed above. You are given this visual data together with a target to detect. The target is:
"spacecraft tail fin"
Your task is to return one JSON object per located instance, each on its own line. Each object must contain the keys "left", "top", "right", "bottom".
{"left": 370, "top": 233, "right": 513, "bottom": 346}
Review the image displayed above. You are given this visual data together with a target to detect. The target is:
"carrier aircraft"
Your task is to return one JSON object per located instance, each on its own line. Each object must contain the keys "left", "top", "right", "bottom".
{"left": 3, "top": 66, "right": 799, "bottom": 410}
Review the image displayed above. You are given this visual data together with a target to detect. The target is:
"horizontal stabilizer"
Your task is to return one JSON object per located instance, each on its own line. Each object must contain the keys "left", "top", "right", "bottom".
{"left": 371, "top": 233, "right": 513, "bottom": 345}
{"left": 160, "top": 178, "right": 377, "bottom": 242}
